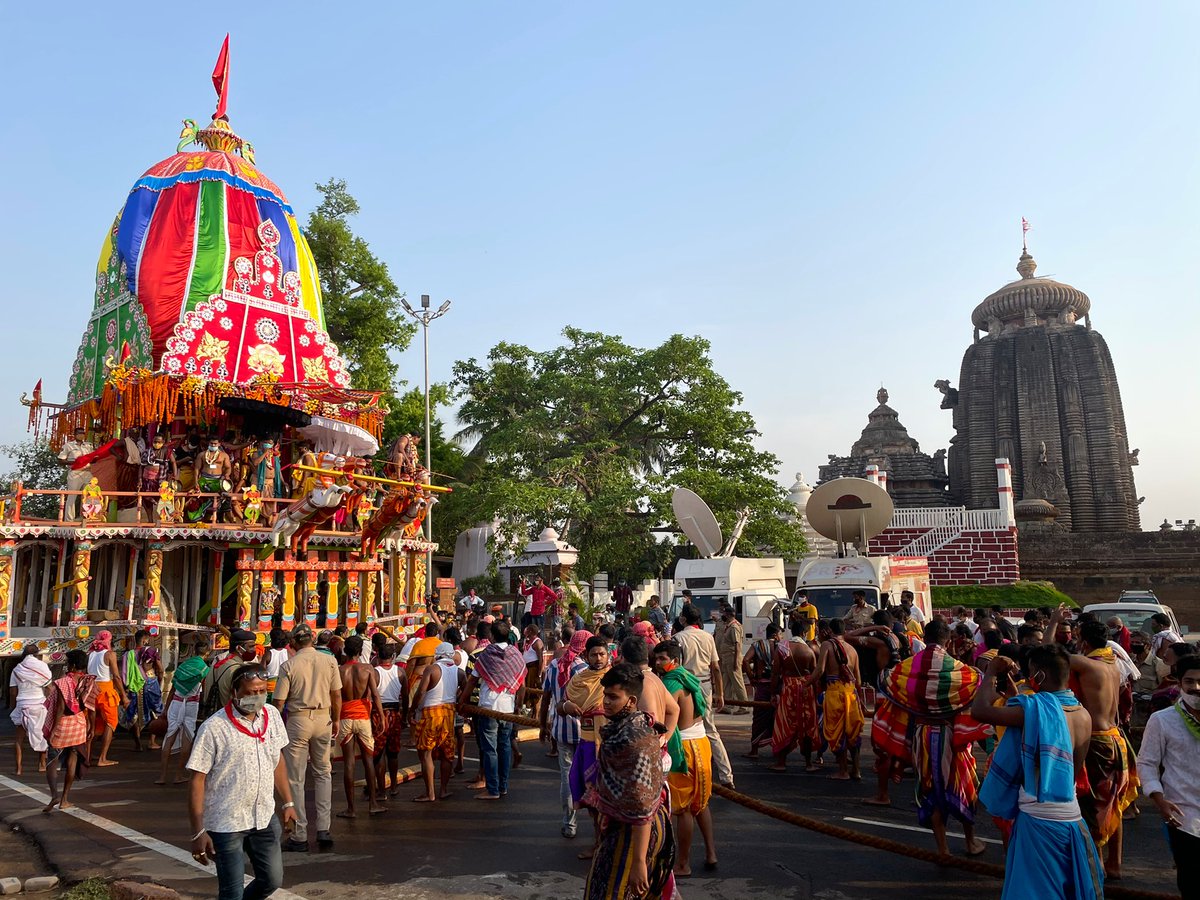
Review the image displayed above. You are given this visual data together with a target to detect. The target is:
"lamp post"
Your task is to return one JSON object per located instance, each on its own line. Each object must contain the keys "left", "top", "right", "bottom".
{"left": 400, "top": 293, "right": 452, "bottom": 587}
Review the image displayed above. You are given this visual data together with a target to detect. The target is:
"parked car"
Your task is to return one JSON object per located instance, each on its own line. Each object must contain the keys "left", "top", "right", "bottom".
{"left": 1117, "top": 590, "right": 1163, "bottom": 605}
{"left": 1082, "top": 602, "right": 1198, "bottom": 645}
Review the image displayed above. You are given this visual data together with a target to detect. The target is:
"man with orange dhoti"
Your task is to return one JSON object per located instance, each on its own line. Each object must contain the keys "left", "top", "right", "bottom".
{"left": 86, "top": 631, "right": 128, "bottom": 767}
{"left": 813, "top": 619, "right": 863, "bottom": 781}
{"left": 876, "top": 619, "right": 988, "bottom": 857}
{"left": 411, "top": 642, "right": 461, "bottom": 803}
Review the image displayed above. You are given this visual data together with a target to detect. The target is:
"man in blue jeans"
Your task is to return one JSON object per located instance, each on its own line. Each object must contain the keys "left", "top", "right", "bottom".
{"left": 460, "top": 621, "right": 527, "bottom": 800}
{"left": 188, "top": 665, "right": 296, "bottom": 900}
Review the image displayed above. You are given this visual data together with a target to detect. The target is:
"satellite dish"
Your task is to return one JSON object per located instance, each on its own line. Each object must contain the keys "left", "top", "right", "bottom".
{"left": 672, "top": 488, "right": 724, "bottom": 558}
{"left": 805, "top": 478, "right": 894, "bottom": 549}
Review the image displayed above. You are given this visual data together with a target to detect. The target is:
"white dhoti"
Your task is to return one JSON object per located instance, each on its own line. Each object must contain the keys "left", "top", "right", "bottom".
{"left": 10, "top": 701, "right": 48, "bottom": 752}
{"left": 165, "top": 691, "right": 201, "bottom": 743}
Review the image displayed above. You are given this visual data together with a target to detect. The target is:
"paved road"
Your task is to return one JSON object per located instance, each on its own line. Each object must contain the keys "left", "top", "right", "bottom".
{"left": 0, "top": 715, "right": 1181, "bottom": 899}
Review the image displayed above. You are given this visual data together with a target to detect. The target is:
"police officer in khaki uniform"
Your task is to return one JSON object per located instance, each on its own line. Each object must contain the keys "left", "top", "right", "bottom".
{"left": 272, "top": 623, "right": 341, "bottom": 851}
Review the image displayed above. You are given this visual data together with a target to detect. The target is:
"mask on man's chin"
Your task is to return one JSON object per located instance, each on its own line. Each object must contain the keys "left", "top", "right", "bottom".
{"left": 1180, "top": 691, "right": 1200, "bottom": 711}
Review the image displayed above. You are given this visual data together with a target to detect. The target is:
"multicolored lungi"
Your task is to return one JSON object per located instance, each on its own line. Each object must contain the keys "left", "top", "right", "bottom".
{"left": 771, "top": 676, "right": 821, "bottom": 757}
{"left": 121, "top": 677, "right": 163, "bottom": 730}
{"left": 585, "top": 799, "right": 676, "bottom": 899}
{"left": 821, "top": 678, "right": 864, "bottom": 753}
{"left": 1078, "top": 727, "right": 1139, "bottom": 847}
{"left": 373, "top": 704, "right": 405, "bottom": 756}
{"left": 413, "top": 703, "right": 456, "bottom": 761}
{"left": 878, "top": 646, "right": 987, "bottom": 827}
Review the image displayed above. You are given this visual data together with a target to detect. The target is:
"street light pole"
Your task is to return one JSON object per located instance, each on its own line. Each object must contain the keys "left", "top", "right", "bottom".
{"left": 400, "top": 293, "right": 452, "bottom": 596}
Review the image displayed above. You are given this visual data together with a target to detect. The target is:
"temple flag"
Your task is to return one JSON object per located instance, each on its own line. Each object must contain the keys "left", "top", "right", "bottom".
{"left": 212, "top": 35, "right": 230, "bottom": 119}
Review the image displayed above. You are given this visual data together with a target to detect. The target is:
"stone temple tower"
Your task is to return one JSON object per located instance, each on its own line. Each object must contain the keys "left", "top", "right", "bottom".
{"left": 937, "top": 248, "right": 1140, "bottom": 532}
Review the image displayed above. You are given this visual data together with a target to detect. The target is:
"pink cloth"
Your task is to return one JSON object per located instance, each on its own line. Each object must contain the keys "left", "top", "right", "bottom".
{"left": 559, "top": 630, "right": 593, "bottom": 689}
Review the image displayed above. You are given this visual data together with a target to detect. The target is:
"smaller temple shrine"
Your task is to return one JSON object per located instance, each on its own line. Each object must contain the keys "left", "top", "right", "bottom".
{"left": 818, "top": 387, "right": 950, "bottom": 507}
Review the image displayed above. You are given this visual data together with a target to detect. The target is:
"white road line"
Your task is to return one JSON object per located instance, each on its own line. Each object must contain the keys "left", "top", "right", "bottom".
{"left": 89, "top": 799, "right": 138, "bottom": 808}
{"left": 0, "top": 774, "right": 307, "bottom": 899}
{"left": 843, "top": 816, "right": 1004, "bottom": 845}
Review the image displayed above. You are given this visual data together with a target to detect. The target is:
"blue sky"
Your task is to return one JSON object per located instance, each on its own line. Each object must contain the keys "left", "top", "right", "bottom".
{"left": 1, "top": 2, "right": 1197, "bottom": 529}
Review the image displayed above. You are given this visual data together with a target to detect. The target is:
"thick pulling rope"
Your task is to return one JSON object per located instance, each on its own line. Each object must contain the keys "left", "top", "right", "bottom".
{"left": 460, "top": 703, "right": 1178, "bottom": 899}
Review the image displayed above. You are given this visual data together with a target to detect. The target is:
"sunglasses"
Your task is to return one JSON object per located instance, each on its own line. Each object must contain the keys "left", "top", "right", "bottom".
{"left": 231, "top": 666, "right": 269, "bottom": 684}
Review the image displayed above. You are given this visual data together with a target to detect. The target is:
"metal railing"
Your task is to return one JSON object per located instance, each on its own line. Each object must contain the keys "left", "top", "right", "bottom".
{"left": 888, "top": 506, "right": 1009, "bottom": 531}
{"left": 2, "top": 486, "right": 349, "bottom": 534}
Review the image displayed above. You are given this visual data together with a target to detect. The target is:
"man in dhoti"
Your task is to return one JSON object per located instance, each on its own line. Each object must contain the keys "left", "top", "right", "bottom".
{"left": 9, "top": 645, "right": 52, "bottom": 774}
{"left": 975, "top": 645, "right": 1104, "bottom": 899}
{"left": 878, "top": 619, "right": 988, "bottom": 856}
{"left": 58, "top": 426, "right": 94, "bottom": 520}
{"left": 813, "top": 619, "right": 864, "bottom": 781}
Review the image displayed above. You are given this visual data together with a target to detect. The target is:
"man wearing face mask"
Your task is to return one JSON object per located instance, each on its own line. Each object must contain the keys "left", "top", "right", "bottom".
{"left": 1136, "top": 655, "right": 1200, "bottom": 897}
{"left": 188, "top": 666, "right": 296, "bottom": 900}
{"left": 201, "top": 630, "right": 260, "bottom": 721}
{"left": 714, "top": 606, "right": 749, "bottom": 714}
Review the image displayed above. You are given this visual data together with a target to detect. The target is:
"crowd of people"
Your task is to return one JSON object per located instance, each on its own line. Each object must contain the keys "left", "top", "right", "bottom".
{"left": 8, "top": 591, "right": 1199, "bottom": 900}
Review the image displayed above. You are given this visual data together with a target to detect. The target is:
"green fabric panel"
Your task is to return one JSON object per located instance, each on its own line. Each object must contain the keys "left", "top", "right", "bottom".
{"left": 185, "top": 180, "right": 227, "bottom": 312}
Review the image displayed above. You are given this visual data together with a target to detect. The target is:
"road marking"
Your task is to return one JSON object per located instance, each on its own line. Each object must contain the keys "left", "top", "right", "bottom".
{"left": 89, "top": 799, "right": 137, "bottom": 808}
{"left": 0, "top": 774, "right": 307, "bottom": 899}
{"left": 843, "top": 816, "right": 1003, "bottom": 845}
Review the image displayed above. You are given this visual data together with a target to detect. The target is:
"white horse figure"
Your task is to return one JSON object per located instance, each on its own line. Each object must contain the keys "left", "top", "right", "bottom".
{"left": 270, "top": 483, "right": 355, "bottom": 551}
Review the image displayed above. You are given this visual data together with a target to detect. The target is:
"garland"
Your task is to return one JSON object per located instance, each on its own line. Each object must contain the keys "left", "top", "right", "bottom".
{"left": 49, "top": 373, "right": 386, "bottom": 450}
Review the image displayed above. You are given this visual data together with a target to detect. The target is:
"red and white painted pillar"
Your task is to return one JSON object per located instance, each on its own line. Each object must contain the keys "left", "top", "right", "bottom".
{"left": 878, "top": 470, "right": 889, "bottom": 493}
{"left": 995, "top": 458, "right": 1016, "bottom": 527}
{"left": 864, "top": 465, "right": 880, "bottom": 485}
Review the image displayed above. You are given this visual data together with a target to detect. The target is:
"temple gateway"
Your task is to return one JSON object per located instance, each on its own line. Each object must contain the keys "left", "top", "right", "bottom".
{"left": 937, "top": 248, "right": 1140, "bottom": 532}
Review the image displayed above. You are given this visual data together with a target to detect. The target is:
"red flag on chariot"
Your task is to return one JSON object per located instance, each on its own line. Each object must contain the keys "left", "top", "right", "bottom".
{"left": 212, "top": 35, "right": 230, "bottom": 120}
{"left": 119, "top": 342, "right": 132, "bottom": 364}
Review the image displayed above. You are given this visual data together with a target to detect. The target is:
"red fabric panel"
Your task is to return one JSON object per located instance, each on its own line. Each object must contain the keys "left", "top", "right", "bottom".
{"left": 224, "top": 187, "right": 264, "bottom": 290}
{"left": 137, "top": 181, "right": 200, "bottom": 358}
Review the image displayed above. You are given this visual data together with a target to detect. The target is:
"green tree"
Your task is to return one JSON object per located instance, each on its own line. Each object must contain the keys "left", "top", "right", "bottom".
{"left": 444, "top": 329, "right": 804, "bottom": 580}
{"left": 1, "top": 440, "right": 66, "bottom": 519}
{"left": 303, "top": 179, "right": 462, "bottom": 513}
{"left": 306, "top": 179, "right": 415, "bottom": 394}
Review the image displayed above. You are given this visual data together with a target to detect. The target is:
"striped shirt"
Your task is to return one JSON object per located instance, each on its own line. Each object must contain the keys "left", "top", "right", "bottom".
{"left": 543, "top": 656, "right": 587, "bottom": 745}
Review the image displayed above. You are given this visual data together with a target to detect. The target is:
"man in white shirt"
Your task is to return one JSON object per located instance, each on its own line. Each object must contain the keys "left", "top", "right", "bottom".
{"left": 188, "top": 666, "right": 296, "bottom": 900}
{"left": 673, "top": 604, "right": 735, "bottom": 788}
{"left": 1150, "top": 613, "right": 1184, "bottom": 661}
{"left": 1137, "top": 656, "right": 1200, "bottom": 897}
{"left": 58, "top": 427, "right": 95, "bottom": 520}
{"left": 459, "top": 621, "right": 526, "bottom": 800}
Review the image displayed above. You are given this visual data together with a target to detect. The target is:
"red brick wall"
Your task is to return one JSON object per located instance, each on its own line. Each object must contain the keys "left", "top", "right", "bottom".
{"left": 867, "top": 528, "right": 1019, "bottom": 585}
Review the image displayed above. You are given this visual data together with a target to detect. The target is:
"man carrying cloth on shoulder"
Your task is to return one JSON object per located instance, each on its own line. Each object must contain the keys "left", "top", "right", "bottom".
{"left": 460, "top": 621, "right": 526, "bottom": 800}
{"left": 974, "top": 644, "right": 1103, "bottom": 900}
{"left": 654, "top": 640, "right": 717, "bottom": 878}
{"left": 876, "top": 619, "right": 988, "bottom": 857}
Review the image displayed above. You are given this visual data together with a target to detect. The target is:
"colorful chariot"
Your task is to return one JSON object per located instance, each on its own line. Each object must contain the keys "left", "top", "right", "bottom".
{"left": 1, "top": 41, "right": 445, "bottom": 665}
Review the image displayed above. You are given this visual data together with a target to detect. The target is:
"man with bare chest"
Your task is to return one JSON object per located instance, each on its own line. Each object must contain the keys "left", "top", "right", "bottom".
{"left": 654, "top": 641, "right": 718, "bottom": 876}
{"left": 338, "top": 636, "right": 384, "bottom": 818}
{"left": 1046, "top": 609, "right": 1139, "bottom": 880}
{"left": 770, "top": 625, "right": 821, "bottom": 773}
{"left": 813, "top": 619, "right": 863, "bottom": 781}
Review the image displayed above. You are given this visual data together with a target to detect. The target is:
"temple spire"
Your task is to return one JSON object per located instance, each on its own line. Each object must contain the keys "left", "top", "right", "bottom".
{"left": 1017, "top": 249, "right": 1037, "bottom": 279}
